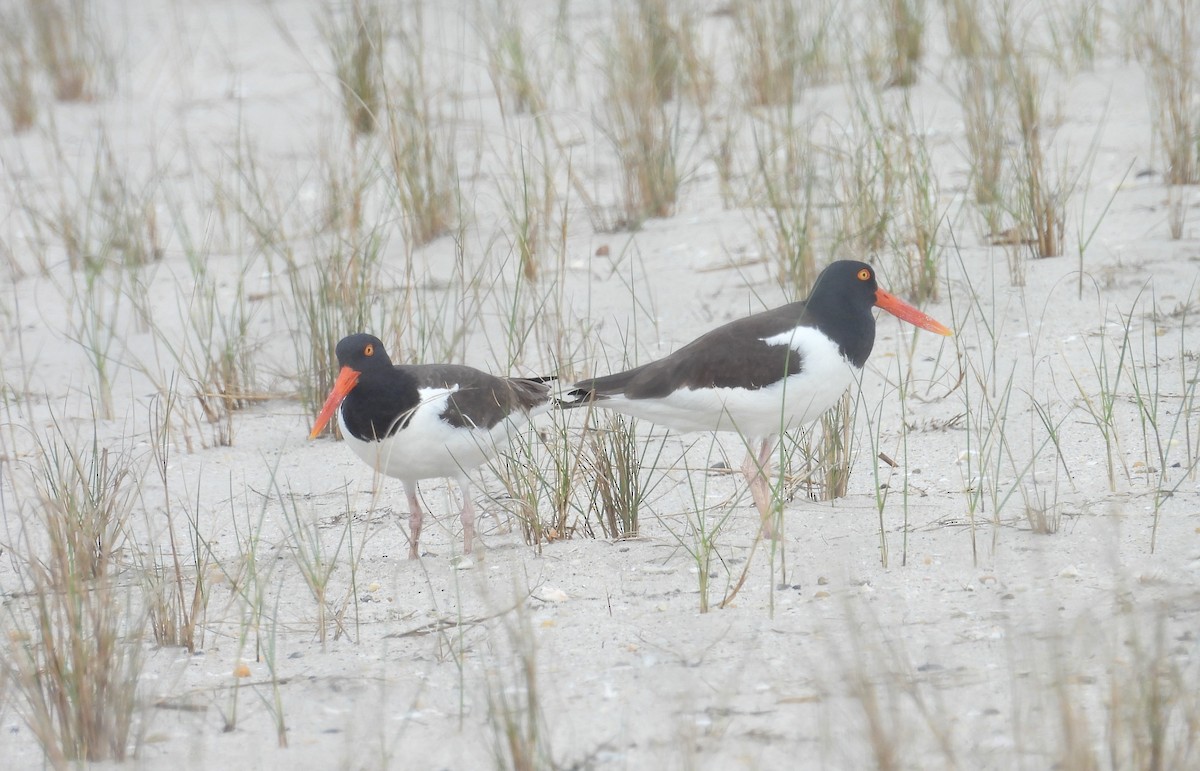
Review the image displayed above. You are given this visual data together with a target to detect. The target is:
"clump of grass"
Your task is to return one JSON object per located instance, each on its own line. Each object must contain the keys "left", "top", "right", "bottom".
{"left": 190, "top": 292, "right": 259, "bottom": 446}
{"left": 749, "top": 107, "right": 819, "bottom": 295}
{"left": 1020, "top": 486, "right": 1062, "bottom": 535}
{"left": 944, "top": 253, "right": 1032, "bottom": 564}
{"left": 1008, "top": 55, "right": 1065, "bottom": 259}
{"left": 153, "top": 263, "right": 262, "bottom": 447}
{"left": 892, "top": 101, "right": 943, "bottom": 303}
{"left": 601, "top": 1, "right": 685, "bottom": 228}
{"left": 828, "top": 600, "right": 962, "bottom": 768}
{"left": 955, "top": 10, "right": 1102, "bottom": 278}
{"left": 289, "top": 239, "right": 385, "bottom": 422}
{"left": 734, "top": 0, "right": 836, "bottom": 106}
{"left": 140, "top": 510, "right": 210, "bottom": 653}
{"left": 1130, "top": 290, "right": 1200, "bottom": 550}
{"left": 845, "top": 649, "right": 905, "bottom": 768}
{"left": 583, "top": 414, "right": 667, "bottom": 540}
{"left": 709, "top": 107, "right": 744, "bottom": 209}
{"left": 635, "top": 0, "right": 684, "bottom": 104}
{"left": 384, "top": 7, "right": 458, "bottom": 247}
{"left": 1105, "top": 607, "right": 1200, "bottom": 768}
{"left": 960, "top": 361, "right": 1021, "bottom": 563}
{"left": 882, "top": 0, "right": 925, "bottom": 87}
{"left": 276, "top": 480, "right": 356, "bottom": 645}
{"left": 493, "top": 412, "right": 586, "bottom": 550}
{"left": 769, "top": 392, "right": 859, "bottom": 508}
{"left": 957, "top": 57, "right": 1006, "bottom": 230}
{"left": 287, "top": 140, "right": 396, "bottom": 421}
{"left": 29, "top": 0, "right": 113, "bottom": 102}
{"left": 0, "top": 7, "right": 37, "bottom": 132}
{"left": 829, "top": 89, "right": 902, "bottom": 259}
{"left": 214, "top": 129, "right": 388, "bottom": 424}
{"left": 474, "top": 231, "right": 540, "bottom": 371}
{"left": 500, "top": 140, "right": 555, "bottom": 284}
{"left": 493, "top": 453, "right": 550, "bottom": 549}
{"left": 675, "top": 444, "right": 741, "bottom": 614}
{"left": 385, "top": 87, "right": 458, "bottom": 246}
{"left": 481, "top": 0, "right": 545, "bottom": 118}
{"left": 51, "top": 135, "right": 162, "bottom": 272}
{"left": 138, "top": 387, "right": 212, "bottom": 652}
{"left": 1047, "top": 0, "right": 1103, "bottom": 73}
{"left": 484, "top": 594, "right": 555, "bottom": 770}
{"left": 129, "top": 173, "right": 268, "bottom": 448}
{"left": 2, "top": 418, "right": 147, "bottom": 764}
{"left": 818, "top": 392, "right": 856, "bottom": 500}
{"left": 325, "top": 0, "right": 385, "bottom": 134}
{"left": 941, "top": 0, "right": 987, "bottom": 59}
{"left": 31, "top": 422, "right": 137, "bottom": 581}
{"left": 1138, "top": 0, "right": 1199, "bottom": 185}
{"left": 215, "top": 461, "right": 288, "bottom": 744}
{"left": 1065, "top": 302, "right": 1133, "bottom": 492}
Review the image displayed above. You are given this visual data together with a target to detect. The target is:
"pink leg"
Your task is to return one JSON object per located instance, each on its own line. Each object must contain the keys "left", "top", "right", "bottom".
{"left": 741, "top": 437, "right": 779, "bottom": 538}
{"left": 457, "top": 476, "right": 476, "bottom": 555}
{"left": 758, "top": 438, "right": 779, "bottom": 536}
{"left": 404, "top": 482, "right": 423, "bottom": 560}
{"left": 741, "top": 449, "right": 769, "bottom": 519}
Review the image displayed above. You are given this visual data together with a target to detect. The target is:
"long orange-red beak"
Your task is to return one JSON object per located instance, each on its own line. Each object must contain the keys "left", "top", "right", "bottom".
{"left": 308, "top": 366, "right": 360, "bottom": 440}
{"left": 874, "top": 288, "right": 953, "bottom": 336}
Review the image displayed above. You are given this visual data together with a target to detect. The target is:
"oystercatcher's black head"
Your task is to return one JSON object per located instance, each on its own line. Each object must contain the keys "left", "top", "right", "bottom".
{"left": 334, "top": 333, "right": 394, "bottom": 372}
{"left": 803, "top": 261, "right": 951, "bottom": 367}
{"left": 810, "top": 261, "right": 951, "bottom": 334}
{"left": 808, "top": 260, "right": 880, "bottom": 310}
{"left": 309, "top": 333, "right": 397, "bottom": 440}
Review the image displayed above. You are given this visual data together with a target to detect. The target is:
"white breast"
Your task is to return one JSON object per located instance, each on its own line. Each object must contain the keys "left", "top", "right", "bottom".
{"left": 338, "top": 387, "right": 530, "bottom": 484}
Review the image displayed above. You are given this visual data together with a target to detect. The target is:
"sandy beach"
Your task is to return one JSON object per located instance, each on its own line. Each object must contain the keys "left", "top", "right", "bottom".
{"left": 1, "top": 1, "right": 1198, "bottom": 768}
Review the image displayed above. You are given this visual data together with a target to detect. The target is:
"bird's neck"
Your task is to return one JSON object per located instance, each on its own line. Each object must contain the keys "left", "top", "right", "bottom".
{"left": 806, "top": 296, "right": 875, "bottom": 368}
{"left": 340, "top": 368, "right": 421, "bottom": 440}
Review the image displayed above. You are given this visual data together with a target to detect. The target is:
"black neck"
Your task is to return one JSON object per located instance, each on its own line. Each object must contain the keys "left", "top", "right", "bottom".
{"left": 806, "top": 294, "right": 876, "bottom": 368}
{"left": 339, "top": 368, "right": 420, "bottom": 440}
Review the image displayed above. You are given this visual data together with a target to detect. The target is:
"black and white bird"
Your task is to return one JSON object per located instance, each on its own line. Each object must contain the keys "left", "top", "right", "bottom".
{"left": 308, "top": 333, "right": 552, "bottom": 559}
{"left": 564, "top": 260, "right": 951, "bottom": 531}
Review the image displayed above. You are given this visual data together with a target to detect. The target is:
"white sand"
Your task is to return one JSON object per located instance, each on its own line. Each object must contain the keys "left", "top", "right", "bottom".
{"left": 1, "top": 1, "right": 1198, "bottom": 768}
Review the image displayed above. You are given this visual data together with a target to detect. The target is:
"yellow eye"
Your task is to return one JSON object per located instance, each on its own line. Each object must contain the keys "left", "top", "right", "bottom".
{"left": 364, "top": 343, "right": 375, "bottom": 356}
{"left": 857, "top": 268, "right": 871, "bottom": 281}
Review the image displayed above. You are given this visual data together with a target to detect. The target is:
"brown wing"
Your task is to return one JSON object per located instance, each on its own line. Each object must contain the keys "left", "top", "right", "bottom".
{"left": 406, "top": 364, "right": 552, "bottom": 429}
{"left": 571, "top": 302, "right": 810, "bottom": 400}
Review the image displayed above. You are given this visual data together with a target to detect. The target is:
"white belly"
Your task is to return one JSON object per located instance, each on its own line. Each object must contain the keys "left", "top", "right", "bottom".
{"left": 597, "top": 326, "right": 856, "bottom": 437}
{"left": 338, "top": 388, "right": 530, "bottom": 484}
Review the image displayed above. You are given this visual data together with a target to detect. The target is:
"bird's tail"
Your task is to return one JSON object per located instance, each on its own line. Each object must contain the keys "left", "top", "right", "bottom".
{"left": 554, "top": 385, "right": 597, "bottom": 411}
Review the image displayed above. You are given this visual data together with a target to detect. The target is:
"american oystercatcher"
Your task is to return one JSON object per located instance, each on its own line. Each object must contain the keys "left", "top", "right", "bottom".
{"left": 308, "top": 333, "right": 553, "bottom": 558}
{"left": 564, "top": 260, "right": 951, "bottom": 532}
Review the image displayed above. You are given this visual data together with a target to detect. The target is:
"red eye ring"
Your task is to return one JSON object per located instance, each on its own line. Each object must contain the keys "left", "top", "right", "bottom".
{"left": 364, "top": 343, "right": 375, "bottom": 356}
{"left": 857, "top": 268, "right": 871, "bottom": 281}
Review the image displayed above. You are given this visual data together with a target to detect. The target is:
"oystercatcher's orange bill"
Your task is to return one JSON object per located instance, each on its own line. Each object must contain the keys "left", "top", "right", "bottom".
{"left": 308, "top": 366, "right": 360, "bottom": 440}
{"left": 874, "top": 289, "right": 953, "bottom": 336}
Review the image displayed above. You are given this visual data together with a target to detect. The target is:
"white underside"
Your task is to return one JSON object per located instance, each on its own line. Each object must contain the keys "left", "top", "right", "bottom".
{"left": 595, "top": 326, "right": 856, "bottom": 437}
{"left": 338, "top": 386, "right": 529, "bottom": 485}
